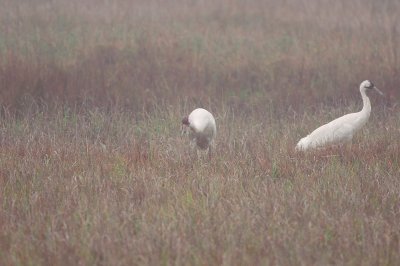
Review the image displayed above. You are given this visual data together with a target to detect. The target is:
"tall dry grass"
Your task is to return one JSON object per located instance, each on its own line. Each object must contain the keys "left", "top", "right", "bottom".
{"left": 0, "top": 0, "right": 399, "bottom": 265}
{"left": 0, "top": 0, "right": 399, "bottom": 113}
{"left": 0, "top": 104, "right": 399, "bottom": 265}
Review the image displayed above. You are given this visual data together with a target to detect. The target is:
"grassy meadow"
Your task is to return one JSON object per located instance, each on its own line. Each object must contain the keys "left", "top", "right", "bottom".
{"left": 0, "top": 0, "right": 400, "bottom": 265}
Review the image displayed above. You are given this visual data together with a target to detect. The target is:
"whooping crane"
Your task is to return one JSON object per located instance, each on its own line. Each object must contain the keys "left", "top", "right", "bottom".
{"left": 296, "top": 80, "right": 383, "bottom": 151}
{"left": 182, "top": 108, "right": 216, "bottom": 159}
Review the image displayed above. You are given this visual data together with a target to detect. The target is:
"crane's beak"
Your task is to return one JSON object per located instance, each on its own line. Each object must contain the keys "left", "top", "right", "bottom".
{"left": 373, "top": 86, "right": 384, "bottom": 96}
{"left": 181, "top": 124, "right": 185, "bottom": 136}
{"left": 181, "top": 124, "right": 188, "bottom": 136}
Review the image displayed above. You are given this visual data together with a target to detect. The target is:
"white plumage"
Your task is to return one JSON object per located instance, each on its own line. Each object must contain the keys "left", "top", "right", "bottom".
{"left": 182, "top": 108, "right": 216, "bottom": 158}
{"left": 296, "top": 80, "right": 383, "bottom": 151}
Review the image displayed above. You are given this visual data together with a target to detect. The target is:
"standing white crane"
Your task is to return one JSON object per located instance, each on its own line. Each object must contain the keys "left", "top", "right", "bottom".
{"left": 296, "top": 80, "right": 383, "bottom": 151}
{"left": 182, "top": 108, "right": 216, "bottom": 159}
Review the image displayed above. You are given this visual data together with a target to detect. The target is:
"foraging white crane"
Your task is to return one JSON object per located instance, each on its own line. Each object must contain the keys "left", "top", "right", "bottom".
{"left": 182, "top": 108, "right": 216, "bottom": 158}
{"left": 296, "top": 80, "right": 383, "bottom": 151}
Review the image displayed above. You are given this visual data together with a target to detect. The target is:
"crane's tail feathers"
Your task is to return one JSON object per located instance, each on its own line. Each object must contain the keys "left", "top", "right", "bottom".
{"left": 295, "top": 137, "right": 310, "bottom": 151}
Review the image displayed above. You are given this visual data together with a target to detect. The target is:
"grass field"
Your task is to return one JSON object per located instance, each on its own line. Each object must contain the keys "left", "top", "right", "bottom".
{"left": 0, "top": 0, "right": 399, "bottom": 265}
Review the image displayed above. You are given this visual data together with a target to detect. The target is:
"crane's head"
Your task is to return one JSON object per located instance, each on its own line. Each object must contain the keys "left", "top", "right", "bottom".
{"left": 360, "top": 80, "right": 384, "bottom": 95}
{"left": 182, "top": 117, "right": 190, "bottom": 126}
{"left": 181, "top": 116, "right": 190, "bottom": 136}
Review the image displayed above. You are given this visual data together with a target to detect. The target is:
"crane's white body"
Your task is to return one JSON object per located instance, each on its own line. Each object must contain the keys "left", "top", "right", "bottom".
{"left": 296, "top": 80, "right": 381, "bottom": 151}
{"left": 183, "top": 108, "right": 216, "bottom": 156}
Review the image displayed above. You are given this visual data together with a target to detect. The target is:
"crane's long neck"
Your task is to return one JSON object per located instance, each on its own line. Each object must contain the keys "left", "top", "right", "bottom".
{"left": 360, "top": 88, "right": 371, "bottom": 116}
